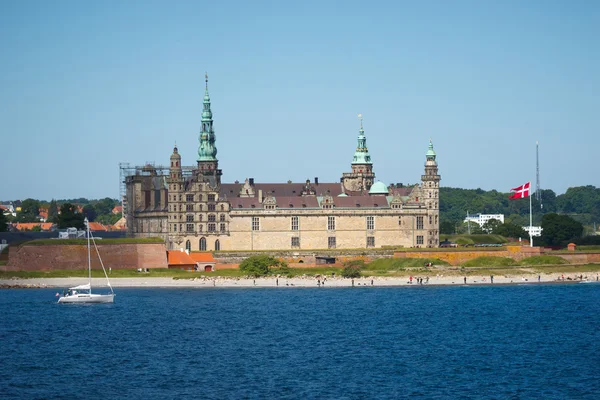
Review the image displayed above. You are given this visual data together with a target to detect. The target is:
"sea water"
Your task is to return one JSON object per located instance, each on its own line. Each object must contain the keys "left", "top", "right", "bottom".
{"left": 1, "top": 284, "right": 599, "bottom": 399}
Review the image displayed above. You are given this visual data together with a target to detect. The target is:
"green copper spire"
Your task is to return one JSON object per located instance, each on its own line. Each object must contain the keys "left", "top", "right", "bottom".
{"left": 198, "top": 72, "right": 218, "bottom": 162}
{"left": 426, "top": 138, "right": 436, "bottom": 160}
{"left": 352, "top": 114, "right": 372, "bottom": 165}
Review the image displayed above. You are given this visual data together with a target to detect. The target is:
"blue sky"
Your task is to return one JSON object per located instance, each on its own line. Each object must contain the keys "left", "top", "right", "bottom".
{"left": 1, "top": 0, "right": 598, "bottom": 201}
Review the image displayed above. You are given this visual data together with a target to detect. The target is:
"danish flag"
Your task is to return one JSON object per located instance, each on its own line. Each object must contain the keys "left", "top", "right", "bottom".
{"left": 509, "top": 182, "right": 530, "bottom": 199}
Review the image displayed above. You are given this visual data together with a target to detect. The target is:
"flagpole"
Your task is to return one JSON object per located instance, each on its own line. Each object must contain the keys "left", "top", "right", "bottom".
{"left": 529, "top": 188, "right": 533, "bottom": 247}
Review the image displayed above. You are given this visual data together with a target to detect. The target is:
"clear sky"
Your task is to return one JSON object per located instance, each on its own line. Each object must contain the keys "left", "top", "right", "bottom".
{"left": 1, "top": 0, "right": 598, "bottom": 201}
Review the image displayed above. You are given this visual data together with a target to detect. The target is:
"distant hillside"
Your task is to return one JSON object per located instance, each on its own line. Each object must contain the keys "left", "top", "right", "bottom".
{"left": 440, "top": 185, "right": 600, "bottom": 234}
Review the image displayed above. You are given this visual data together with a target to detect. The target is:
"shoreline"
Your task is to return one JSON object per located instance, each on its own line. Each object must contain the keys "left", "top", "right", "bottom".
{"left": 1, "top": 272, "right": 598, "bottom": 289}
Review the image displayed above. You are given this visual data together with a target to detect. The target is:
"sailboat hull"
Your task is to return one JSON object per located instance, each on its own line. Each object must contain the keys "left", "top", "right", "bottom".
{"left": 58, "top": 294, "right": 114, "bottom": 304}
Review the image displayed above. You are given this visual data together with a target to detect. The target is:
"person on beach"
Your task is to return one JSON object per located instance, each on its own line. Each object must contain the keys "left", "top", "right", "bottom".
{"left": 410, "top": 276, "right": 413, "bottom": 284}
{"left": 464, "top": 277, "right": 467, "bottom": 284}
{"left": 490, "top": 275, "right": 494, "bottom": 284}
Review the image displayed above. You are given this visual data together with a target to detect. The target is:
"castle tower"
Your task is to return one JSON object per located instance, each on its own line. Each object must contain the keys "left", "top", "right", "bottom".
{"left": 421, "top": 139, "right": 441, "bottom": 247}
{"left": 341, "top": 114, "right": 376, "bottom": 192}
{"left": 197, "top": 73, "right": 222, "bottom": 185}
{"left": 169, "top": 143, "right": 182, "bottom": 181}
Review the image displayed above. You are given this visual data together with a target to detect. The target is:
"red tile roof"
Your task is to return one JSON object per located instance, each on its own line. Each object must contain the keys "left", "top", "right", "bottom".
{"left": 14, "top": 223, "right": 54, "bottom": 231}
{"left": 167, "top": 250, "right": 197, "bottom": 266}
{"left": 112, "top": 206, "right": 123, "bottom": 214}
{"left": 88, "top": 222, "right": 108, "bottom": 231}
{"left": 189, "top": 252, "right": 216, "bottom": 263}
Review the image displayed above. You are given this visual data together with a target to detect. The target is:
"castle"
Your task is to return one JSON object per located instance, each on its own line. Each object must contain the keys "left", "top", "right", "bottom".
{"left": 125, "top": 77, "right": 441, "bottom": 251}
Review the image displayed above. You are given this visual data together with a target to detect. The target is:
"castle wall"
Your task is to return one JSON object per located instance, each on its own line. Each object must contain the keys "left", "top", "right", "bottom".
{"left": 4, "top": 243, "right": 168, "bottom": 271}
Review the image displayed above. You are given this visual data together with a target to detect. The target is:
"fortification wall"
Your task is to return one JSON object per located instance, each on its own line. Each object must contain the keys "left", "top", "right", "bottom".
{"left": 4, "top": 243, "right": 168, "bottom": 271}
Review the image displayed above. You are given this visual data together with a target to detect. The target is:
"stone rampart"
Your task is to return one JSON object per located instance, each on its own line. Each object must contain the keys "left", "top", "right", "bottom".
{"left": 3, "top": 243, "right": 168, "bottom": 271}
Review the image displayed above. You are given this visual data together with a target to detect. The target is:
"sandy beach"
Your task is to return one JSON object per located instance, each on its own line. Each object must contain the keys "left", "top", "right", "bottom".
{"left": 1, "top": 271, "right": 598, "bottom": 289}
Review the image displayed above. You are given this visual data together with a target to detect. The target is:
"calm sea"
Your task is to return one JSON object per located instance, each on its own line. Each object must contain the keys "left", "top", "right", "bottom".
{"left": 1, "top": 284, "right": 599, "bottom": 399}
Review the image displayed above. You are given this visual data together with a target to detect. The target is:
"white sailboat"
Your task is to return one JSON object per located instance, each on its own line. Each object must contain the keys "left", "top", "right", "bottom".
{"left": 57, "top": 218, "right": 115, "bottom": 304}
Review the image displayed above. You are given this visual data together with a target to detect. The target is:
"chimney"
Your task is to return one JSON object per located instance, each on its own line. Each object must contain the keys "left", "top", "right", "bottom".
{"left": 258, "top": 189, "right": 263, "bottom": 203}
{"left": 314, "top": 177, "right": 319, "bottom": 185}
{"left": 249, "top": 178, "right": 254, "bottom": 186}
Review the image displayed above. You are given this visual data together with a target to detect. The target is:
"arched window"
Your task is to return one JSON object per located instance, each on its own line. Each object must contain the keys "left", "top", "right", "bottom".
{"left": 199, "top": 237, "right": 207, "bottom": 251}
{"left": 185, "top": 240, "right": 191, "bottom": 252}
{"left": 215, "top": 239, "right": 220, "bottom": 251}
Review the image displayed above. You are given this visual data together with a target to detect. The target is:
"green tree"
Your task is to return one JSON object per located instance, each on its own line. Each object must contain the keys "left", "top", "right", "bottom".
{"left": 494, "top": 222, "right": 527, "bottom": 239}
{"left": 82, "top": 204, "right": 97, "bottom": 222}
{"left": 540, "top": 213, "right": 584, "bottom": 246}
{"left": 31, "top": 225, "right": 42, "bottom": 232}
{"left": 440, "top": 220, "right": 455, "bottom": 235}
{"left": 16, "top": 198, "right": 41, "bottom": 222}
{"left": 48, "top": 199, "right": 59, "bottom": 222}
{"left": 239, "top": 255, "right": 288, "bottom": 277}
{"left": 93, "top": 198, "right": 117, "bottom": 216}
{"left": 57, "top": 203, "right": 85, "bottom": 229}
{"left": 0, "top": 211, "right": 8, "bottom": 232}
{"left": 96, "top": 213, "right": 121, "bottom": 226}
{"left": 341, "top": 260, "right": 364, "bottom": 278}
{"left": 482, "top": 218, "right": 502, "bottom": 234}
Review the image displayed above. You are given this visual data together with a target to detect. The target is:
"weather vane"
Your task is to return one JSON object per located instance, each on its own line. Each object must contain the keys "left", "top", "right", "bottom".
{"left": 358, "top": 113, "right": 363, "bottom": 130}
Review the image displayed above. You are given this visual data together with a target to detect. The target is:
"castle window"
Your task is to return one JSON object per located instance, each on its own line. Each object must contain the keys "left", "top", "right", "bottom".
{"left": 220, "top": 223, "right": 226, "bottom": 233}
{"left": 220, "top": 214, "right": 225, "bottom": 222}
{"left": 291, "top": 237, "right": 300, "bottom": 248}
{"left": 208, "top": 194, "right": 216, "bottom": 201}
{"left": 435, "top": 202, "right": 438, "bottom": 208}
{"left": 417, "top": 235, "right": 424, "bottom": 245}
{"left": 328, "top": 237, "right": 336, "bottom": 249}
{"left": 179, "top": 204, "right": 182, "bottom": 211}
{"left": 200, "top": 237, "right": 206, "bottom": 251}
{"left": 186, "top": 224, "right": 194, "bottom": 232}
{"left": 199, "top": 204, "right": 203, "bottom": 211}
{"left": 435, "top": 215, "right": 438, "bottom": 224}
{"left": 417, "top": 216, "right": 424, "bottom": 230}
{"left": 367, "top": 236, "right": 375, "bottom": 248}
{"left": 208, "top": 214, "right": 216, "bottom": 222}
{"left": 186, "top": 194, "right": 194, "bottom": 202}
{"left": 327, "top": 216, "right": 336, "bottom": 231}
{"left": 173, "top": 224, "right": 177, "bottom": 232}
{"left": 398, "top": 216, "right": 402, "bottom": 226}
{"left": 179, "top": 195, "right": 182, "bottom": 201}
{"left": 208, "top": 223, "right": 216, "bottom": 232}
{"left": 429, "top": 216, "right": 433, "bottom": 225}
{"left": 179, "top": 224, "right": 182, "bottom": 231}
{"left": 265, "top": 204, "right": 275, "bottom": 210}
{"left": 186, "top": 204, "right": 193, "bottom": 211}
{"left": 366, "top": 216, "right": 374, "bottom": 231}
{"left": 185, "top": 240, "right": 191, "bottom": 251}
{"left": 208, "top": 204, "right": 216, "bottom": 211}
{"left": 220, "top": 204, "right": 224, "bottom": 211}
{"left": 291, "top": 216, "right": 299, "bottom": 231}
{"left": 215, "top": 240, "right": 220, "bottom": 251}
{"left": 186, "top": 215, "right": 194, "bottom": 222}
{"left": 252, "top": 217, "right": 260, "bottom": 231}
{"left": 199, "top": 215, "right": 203, "bottom": 222}
{"left": 198, "top": 224, "right": 203, "bottom": 232}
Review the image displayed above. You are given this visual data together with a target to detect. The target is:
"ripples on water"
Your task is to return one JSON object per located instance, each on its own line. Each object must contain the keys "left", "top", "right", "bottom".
{"left": 1, "top": 284, "right": 599, "bottom": 399}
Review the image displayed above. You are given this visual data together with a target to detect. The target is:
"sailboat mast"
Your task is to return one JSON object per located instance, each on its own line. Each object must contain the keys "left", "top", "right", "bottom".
{"left": 86, "top": 218, "right": 91, "bottom": 289}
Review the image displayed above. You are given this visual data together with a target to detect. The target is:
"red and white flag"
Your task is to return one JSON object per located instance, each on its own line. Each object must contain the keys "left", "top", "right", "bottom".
{"left": 509, "top": 182, "right": 530, "bottom": 199}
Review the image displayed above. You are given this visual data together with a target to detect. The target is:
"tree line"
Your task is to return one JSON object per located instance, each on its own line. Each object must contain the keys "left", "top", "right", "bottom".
{"left": 439, "top": 185, "right": 599, "bottom": 246}
{"left": 0, "top": 198, "right": 121, "bottom": 231}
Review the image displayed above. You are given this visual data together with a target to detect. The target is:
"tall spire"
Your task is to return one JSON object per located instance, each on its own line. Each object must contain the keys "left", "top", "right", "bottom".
{"left": 198, "top": 72, "right": 217, "bottom": 162}
{"left": 352, "top": 113, "right": 372, "bottom": 165}
{"left": 426, "top": 138, "right": 436, "bottom": 161}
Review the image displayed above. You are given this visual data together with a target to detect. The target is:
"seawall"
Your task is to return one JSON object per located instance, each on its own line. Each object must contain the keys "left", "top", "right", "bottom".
{"left": 3, "top": 243, "right": 168, "bottom": 271}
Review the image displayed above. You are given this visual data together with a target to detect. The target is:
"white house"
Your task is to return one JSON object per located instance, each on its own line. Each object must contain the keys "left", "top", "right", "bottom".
{"left": 464, "top": 213, "right": 505, "bottom": 227}
{"left": 523, "top": 226, "right": 543, "bottom": 237}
